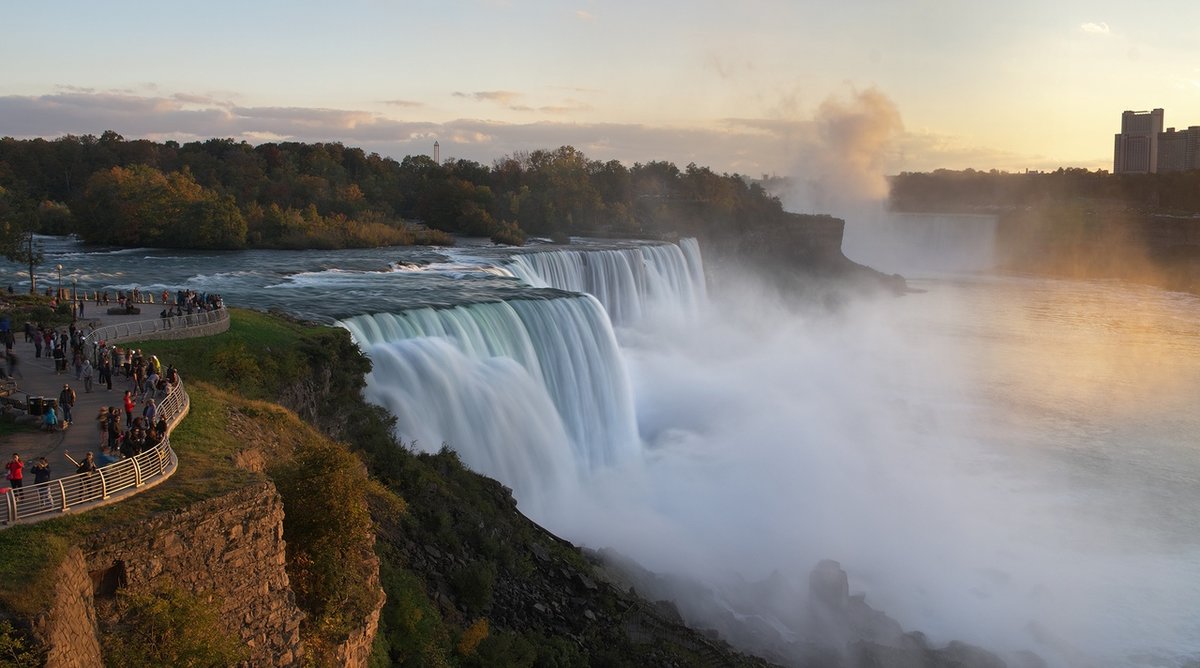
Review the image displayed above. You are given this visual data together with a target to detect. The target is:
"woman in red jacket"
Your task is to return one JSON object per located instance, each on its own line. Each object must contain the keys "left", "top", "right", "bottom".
{"left": 5, "top": 453, "right": 24, "bottom": 492}
{"left": 123, "top": 390, "right": 135, "bottom": 428}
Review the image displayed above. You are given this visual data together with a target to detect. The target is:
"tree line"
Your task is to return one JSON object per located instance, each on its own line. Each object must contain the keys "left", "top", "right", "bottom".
{"left": 0, "top": 132, "right": 790, "bottom": 256}
{"left": 890, "top": 167, "right": 1200, "bottom": 214}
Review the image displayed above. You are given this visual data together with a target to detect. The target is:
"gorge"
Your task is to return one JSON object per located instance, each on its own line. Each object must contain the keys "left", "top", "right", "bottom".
{"left": 5, "top": 214, "right": 1200, "bottom": 667}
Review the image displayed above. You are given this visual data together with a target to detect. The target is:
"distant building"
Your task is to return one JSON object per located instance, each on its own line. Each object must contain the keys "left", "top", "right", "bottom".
{"left": 1156, "top": 126, "right": 1200, "bottom": 172}
{"left": 1114, "top": 108, "right": 1164, "bottom": 173}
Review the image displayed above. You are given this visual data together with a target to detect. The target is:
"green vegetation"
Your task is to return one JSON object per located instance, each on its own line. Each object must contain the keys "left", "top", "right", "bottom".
{"left": 0, "top": 620, "right": 42, "bottom": 667}
{"left": 1, "top": 134, "right": 792, "bottom": 251}
{"left": 103, "top": 583, "right": 247, "bottom": 667}
{"left": 889, "top": 167, "right": 1200, "bottom": 215}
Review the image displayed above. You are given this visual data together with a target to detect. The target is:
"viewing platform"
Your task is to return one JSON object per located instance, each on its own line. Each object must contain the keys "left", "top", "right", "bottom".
{"left": 1, "top": 307, "right": 230, "bottom": 525}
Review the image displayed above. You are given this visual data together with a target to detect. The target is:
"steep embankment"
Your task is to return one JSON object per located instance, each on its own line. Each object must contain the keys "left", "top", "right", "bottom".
{"left": 997, "top": 205, "right": 1200, "bottom": 295}
{"left": 0, "top": 308, "right": 773, "bottom": 667}
{"left": 699, "top": 213, "right": 907, "bottom": 298}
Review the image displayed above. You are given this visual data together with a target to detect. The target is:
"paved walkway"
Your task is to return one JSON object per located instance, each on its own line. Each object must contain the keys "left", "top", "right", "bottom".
{"left": 4, "top": 308, "right": 166, "bottom": 482}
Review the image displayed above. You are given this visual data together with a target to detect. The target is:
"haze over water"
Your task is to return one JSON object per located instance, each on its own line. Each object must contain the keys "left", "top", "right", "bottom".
{"left": 8, "top": 223, "right": 1200, "bottom": 666}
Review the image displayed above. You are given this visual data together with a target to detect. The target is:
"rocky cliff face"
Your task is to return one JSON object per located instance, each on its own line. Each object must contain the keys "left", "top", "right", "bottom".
{"left": 701, "top": 213, "right": 907, "bottom": 297}
{"left": 29, "top": 481, "right": 381, "bottom": 668}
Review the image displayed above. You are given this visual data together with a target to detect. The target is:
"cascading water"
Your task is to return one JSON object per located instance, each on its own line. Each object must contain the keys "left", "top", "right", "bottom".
{"left": 339, "top": 295, "right": 639, "bottom": 507}
{"left": 504, "top": 239, "right": 707, "bottom": 325}
{"left": 842, "top": 211, "right": 998, "bottom": 276}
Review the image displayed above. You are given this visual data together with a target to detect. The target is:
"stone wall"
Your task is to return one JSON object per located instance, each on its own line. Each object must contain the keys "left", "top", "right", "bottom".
{"left": 330, "top": 550, "right": 384, "bottom": 668}
{"left": 82, "top": 481, "right": 306, "bottom": 667}
{"left": 31, "top": 548, "right": 103, "bottom": 668}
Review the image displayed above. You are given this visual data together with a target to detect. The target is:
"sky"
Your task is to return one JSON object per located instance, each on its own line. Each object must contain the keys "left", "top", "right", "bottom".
{"left": 2, "top": 0, "right": 1199, "bottom": 187}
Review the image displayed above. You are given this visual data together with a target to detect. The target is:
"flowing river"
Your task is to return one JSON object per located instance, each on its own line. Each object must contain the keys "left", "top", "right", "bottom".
{"left": 5, "top": 222, "right": 1199, "bottom": 667}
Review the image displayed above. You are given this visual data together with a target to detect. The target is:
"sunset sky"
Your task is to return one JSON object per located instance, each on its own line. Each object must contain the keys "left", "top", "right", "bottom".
{"left": 3, "top": 0, "right": 1198, "bottom": 188}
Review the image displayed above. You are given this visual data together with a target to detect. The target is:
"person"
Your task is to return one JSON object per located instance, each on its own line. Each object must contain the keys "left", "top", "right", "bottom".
{"left": 42, "top": 408, "right": 59, "bottom": 432}
{"left": 123, "top": 390, "right": 135, "bottom": 428}
{"left": 5, "top": 454, "right": 23, "bottom": 494}
{"left": 98, "top": 353, "right": 113, "bottom": 391}
{"left": 4, "top": 351, "right": 18, "bottom": 379}
{"left": 142, "top": 398, "right": 157, "bottom": 424}
{"left": 31, "top": 457, "right": 51, "bottom": 508}
{"left": 59, "top": 384, "right": 77, "bottom": 426}
{"left": 82, "top": 358, "right": 94, "bottom": 392}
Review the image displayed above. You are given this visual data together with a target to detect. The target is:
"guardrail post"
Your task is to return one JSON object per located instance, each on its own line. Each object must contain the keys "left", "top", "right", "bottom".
{"left": 4, "top": 491, "right": 15, "bottom": 524}
{"left": 132, "top": 457, "right": 143, "bottom": 487}
{"left": 57, "top": 480, "right": 67, "bottom": 511}
{"left": 98, "top": 470, "right": 109, "bottom": 500}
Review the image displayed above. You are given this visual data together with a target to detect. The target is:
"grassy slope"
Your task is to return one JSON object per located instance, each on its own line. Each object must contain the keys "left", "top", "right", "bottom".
{"left": 1, "top": 307, "right": 772, "bottom": 667}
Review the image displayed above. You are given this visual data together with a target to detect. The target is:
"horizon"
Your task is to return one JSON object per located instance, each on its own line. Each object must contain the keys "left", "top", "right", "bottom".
{"left": 3, "top": 1, "right": 1199, "bottom": 181}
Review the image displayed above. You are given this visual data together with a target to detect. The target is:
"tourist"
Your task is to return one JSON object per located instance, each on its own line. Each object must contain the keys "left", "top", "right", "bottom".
{"left": 5, "top": 351, "right": 18, "bottom": 379}
{"left": 98, "top": 352, "right": 113, "bottom": 391}
{"left": 122, "top": 391, "right": 135, "bottom": 428}
{"left": 33, "top": 328, "right": 43, "bottom": 358}
{"left": 41, "top": 409, "right": 58, "bottom": 432}
{"left": 59, "top": 384, "right": 77, "bottom": 426}
{"left": 142, "top": 398, "right": 157, "bottom": 424}
{"left": 82, "top": 358, "right": 93, "bottom": 392}
{"left": 5, "top": 454, "right": 23, "bottom": 494}
{"left": 32, "top": 457, "right": 51, "bottom": 508}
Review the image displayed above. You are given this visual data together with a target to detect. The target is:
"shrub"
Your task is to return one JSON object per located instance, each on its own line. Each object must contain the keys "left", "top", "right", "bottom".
{"left": 450, "top": 561, "right": 496, "bottom": 615}
{"left": 103, "top": 584, "right": 246, "bottom": 668}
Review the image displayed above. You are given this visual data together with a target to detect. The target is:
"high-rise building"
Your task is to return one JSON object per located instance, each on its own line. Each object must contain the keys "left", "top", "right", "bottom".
{"left": 1157, "top": 126, "right": 1200, "bottom": 173}
{"left": 1113, "top": 108, "right": 1164, "bottom": 173}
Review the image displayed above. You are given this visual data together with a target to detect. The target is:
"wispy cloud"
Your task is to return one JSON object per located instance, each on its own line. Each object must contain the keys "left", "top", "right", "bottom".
{"left": 0, "top": 89, "right": 1094, "bottom": 200}
{"left": 575, "top": 9, "right": 595, "bottom": 21}
{"left": 381, "top": 99, "right": 424, "bottom": 108}
{"left": 1080, "top": 21, "right": 1110, "bottom": 35}
{"left": 453, "top": 90, "right": 522, "bottom": 105}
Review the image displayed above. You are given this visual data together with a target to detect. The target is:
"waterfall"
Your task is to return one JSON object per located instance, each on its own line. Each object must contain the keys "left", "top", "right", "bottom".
{"left": 842, "top": 212, "right": 998, "bottom": 276}
{"left": 505, "top": 239, "right": 707, "bottom": 325}
{"left": 339, "top": 295, "right": 639, "bottom": 502}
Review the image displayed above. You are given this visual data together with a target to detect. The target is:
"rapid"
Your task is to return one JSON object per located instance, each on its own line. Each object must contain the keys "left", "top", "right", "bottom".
{"left": 8, "top": 226, "right": 1200, "bottom": 667}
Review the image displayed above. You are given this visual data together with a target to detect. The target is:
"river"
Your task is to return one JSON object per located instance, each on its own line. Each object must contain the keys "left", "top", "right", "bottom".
{"left": 4, "top": 225, "right": 1199, "bottom": 667}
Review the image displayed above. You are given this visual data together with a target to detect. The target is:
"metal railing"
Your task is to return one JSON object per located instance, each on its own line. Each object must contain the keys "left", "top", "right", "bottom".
{"left": 82, "top": 308, "right": 229, "bottom": 361}
{"left": 4, "top": 377, "right": 186, "bottom": 524}
{"left": 3, "top": 309, "right": 227, "bottom": 524}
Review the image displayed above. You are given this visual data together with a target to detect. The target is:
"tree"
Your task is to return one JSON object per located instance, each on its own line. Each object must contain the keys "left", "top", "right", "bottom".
{"left": 0, "top": 186, "right": 43, "bottom": 293}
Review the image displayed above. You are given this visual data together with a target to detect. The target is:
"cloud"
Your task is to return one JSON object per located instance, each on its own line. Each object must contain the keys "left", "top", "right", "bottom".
{"left": 0, "top": 89, "right": 1096, "bottom": 211}
{"left": 381, "top": 99, "right": 424, "bottom": 108}
{"left": 575, "top": 9, "right": 595, "bottom": 21}
{"left": 1080, "top": 22, "right": 1110, "bottom": 35}
{"left": 453, "top": 90, "right": 523, "bottom": 105}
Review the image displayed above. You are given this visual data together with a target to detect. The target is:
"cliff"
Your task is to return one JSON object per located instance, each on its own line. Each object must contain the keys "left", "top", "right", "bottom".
{"left": 996, "top": 206, "right": 1200, "bottom": 294}
{"left": 700, "top": 212, "right": 907, "bottom": 297}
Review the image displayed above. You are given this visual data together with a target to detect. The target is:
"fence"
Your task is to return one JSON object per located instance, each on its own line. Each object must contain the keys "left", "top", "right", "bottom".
{"left": 83, "top": 308, "right": 229, "bottom": 362}
{"left": 3, "top": 310, "right": 228, "bottom": 524}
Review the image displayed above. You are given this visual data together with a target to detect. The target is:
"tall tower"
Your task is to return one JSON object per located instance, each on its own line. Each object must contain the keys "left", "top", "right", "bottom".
{"left": 433, "top": 141, "right": 440, "bottom": 165}
{"left": 1113, "top": 109, "right": 1164, "bottom": 173}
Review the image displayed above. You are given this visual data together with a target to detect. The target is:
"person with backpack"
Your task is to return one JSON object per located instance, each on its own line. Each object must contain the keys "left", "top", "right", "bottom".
{"left": 59, "top": 384, "right": 77, "bottom": 426}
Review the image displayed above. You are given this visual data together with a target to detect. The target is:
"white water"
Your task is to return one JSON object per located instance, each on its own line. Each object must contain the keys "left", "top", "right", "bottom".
{"left": 336, "top": 236, "right": 1200, "bottom": 667}
{"left": 842, "top": 210, "right": 999, "bottom": 276}
{"left": 504, "top": 239, "right": 707, "bottom": 325}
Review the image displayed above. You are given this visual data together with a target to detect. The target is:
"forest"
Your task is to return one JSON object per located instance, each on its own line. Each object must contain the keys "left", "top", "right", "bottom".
{"left": 889, "top": 167, "right": 1200, "bottom": 214}
{"left": 0, "top": 132, "right": 788, "bottom": 253}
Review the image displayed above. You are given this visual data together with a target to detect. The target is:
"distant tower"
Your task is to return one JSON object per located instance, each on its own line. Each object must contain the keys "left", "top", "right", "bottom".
{"left": 433, "top": 141, "right": 440, "bottom": 165}
{"left": 1114, "top": 109, "right": 1164, "bottom": 173}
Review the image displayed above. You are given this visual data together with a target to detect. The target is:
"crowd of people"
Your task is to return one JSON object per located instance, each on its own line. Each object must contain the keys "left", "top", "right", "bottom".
{"left": 3, "top": 284, "right": 211, "bottom": 502}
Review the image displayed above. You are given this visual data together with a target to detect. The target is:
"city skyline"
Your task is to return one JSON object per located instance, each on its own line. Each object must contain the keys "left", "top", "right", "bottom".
{"left": 2, "top": 0, "right": 1198, "bottom": 190}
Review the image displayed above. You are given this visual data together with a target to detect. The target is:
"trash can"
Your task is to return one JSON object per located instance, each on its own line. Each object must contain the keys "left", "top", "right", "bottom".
{"left": 55, "top": 357, "right": 67, "bottom": 373}
{"left": 45, "top": 397, "right": 59, "bottom": 412}
{"left": 27, "top": 396, "right": 43, "bottom": 416}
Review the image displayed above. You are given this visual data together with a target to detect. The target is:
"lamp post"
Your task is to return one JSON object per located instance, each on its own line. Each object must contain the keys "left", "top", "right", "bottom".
{"left": 56, "top": 264, "right": 63, "bottom": 300}
{"left": 72, "top": 277, "right": 78, "bottom": 315}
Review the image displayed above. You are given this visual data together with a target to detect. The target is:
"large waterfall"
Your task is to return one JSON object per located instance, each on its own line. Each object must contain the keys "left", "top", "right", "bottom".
{"left": 340, "top": 294, "right": 640, "bottom": 505}
{"left": 504, "top": 238, "right": 707, "bottom": 325}
{"left": 842, "top": 211, "right": 998, "bottom": 276}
